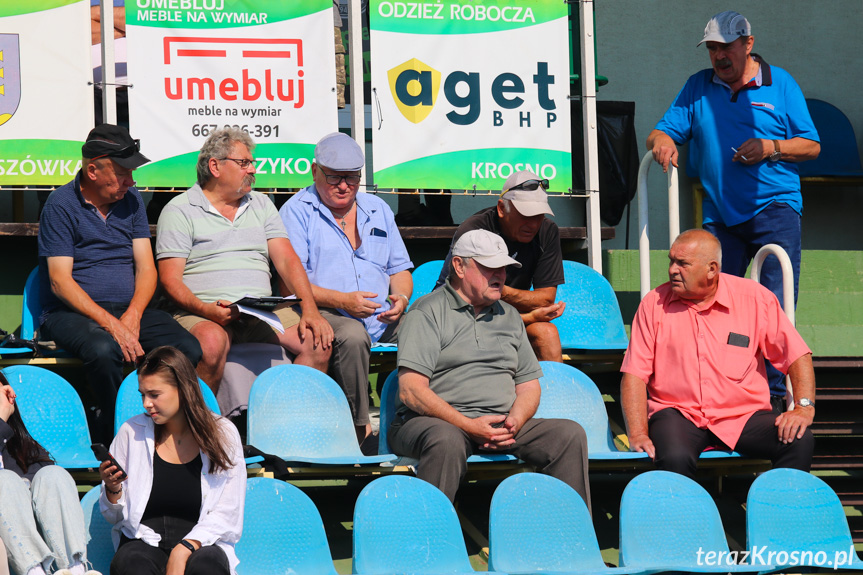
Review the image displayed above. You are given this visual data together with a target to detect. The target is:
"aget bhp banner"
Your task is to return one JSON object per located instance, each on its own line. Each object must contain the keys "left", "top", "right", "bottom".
{"left": 370, "top": 0, "right": 571, "bottom": 191}
{"left": 0, "top": 0, "right": 93, "bottom": 185}
{"left": 126, "top": 0, "right": 337, "bottom": 187}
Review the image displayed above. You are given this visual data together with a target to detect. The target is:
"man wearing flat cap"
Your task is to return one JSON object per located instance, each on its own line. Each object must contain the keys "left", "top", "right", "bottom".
{"left": 38, "top": 123, "right": 202, "bottom": 442}
{"left": 280, "top": 132, "right": 413, "bottom": 453}
{"left": 157, "top": 127, "right": 332, "bottom": 393}
{"left": 392, "top": 229, "right": 590, "bottom": 504}
{"left": 437, "top": 170, "right": 565, "bottom": 362}
{"left": 648, "top": 11, "right": 820, "bottom": 409}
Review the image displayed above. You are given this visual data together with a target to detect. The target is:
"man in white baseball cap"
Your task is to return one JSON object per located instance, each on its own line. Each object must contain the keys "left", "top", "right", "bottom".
{"left": 391, "top": 229, "right": 590, "bottom": 505}
{"left": 437, "top": 170, "right": 566, "bottom": 362}
{"left": 647, "top": 10, "right": 820, "bottom": 410}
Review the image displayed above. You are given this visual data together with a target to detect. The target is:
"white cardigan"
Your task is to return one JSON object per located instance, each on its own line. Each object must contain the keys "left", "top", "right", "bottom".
{"left": 100, "top": 413, "right": 246, "bottom": 573}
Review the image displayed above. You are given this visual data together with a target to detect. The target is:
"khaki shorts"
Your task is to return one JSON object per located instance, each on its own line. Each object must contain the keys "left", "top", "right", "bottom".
{"left": 173, "top": 303, "right": 301, "bottom": 344}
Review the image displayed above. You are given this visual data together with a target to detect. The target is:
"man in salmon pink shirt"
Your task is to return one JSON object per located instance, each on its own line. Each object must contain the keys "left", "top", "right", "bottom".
{"left": 620, "top": 229, "right": 814, "bottom": 477}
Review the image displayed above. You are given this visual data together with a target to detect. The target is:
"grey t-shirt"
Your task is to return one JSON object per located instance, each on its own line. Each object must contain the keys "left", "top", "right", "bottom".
{"left": 396, "top": 280, "right": 542, "bottom": 418}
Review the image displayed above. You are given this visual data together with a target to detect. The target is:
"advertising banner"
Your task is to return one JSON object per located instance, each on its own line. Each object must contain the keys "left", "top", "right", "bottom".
{"left": 0, "top": 0, "right": 93, "bottom": 185}
{"left": 126, "top": 0, "right": 337, "bottom": 188}
{"left": 369, "top": 0, "right": 571, "bottom": 191}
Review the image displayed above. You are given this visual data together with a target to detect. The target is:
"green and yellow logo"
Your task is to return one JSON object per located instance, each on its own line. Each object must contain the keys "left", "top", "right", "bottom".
{"left": 387, "top": 58, "right": 440, "bottom": 124}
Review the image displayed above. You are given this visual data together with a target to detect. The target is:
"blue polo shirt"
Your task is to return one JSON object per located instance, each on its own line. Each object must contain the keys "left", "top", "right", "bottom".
{"left": 280, "top": 186, "right": 413, "bottom": 342}
{"left": 38, "top": 172, "right": 150, "bottom": 316}
{"left": 655, "top": 56, "right": 819, "bottom": 226}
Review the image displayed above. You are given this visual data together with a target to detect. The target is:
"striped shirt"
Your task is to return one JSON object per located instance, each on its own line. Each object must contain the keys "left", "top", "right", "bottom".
{"left": 155, "top": 184, "right": 287, "bottom": 303}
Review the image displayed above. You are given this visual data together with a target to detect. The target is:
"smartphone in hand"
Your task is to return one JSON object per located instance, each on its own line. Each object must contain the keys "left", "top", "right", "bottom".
{"left": 91, "top": 443, "right": 127, "bottom": 480}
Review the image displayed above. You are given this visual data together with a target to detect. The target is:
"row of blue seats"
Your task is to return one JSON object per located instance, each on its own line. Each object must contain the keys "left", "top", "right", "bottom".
{"left": 5, "top": 259, "right": 629, "bottom": 358}
{"left": 80, "top": 468, "right": 863, "bottom": 575}
{"left": 1, "top": 361, "right": 748, "bottom": 470}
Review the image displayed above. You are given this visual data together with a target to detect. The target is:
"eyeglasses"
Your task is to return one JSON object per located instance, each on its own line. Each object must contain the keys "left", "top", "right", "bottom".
{"left": 90, "top": 139, "right": 141, "bottom": 162}
{"left": 501, "top": 178, "right": 549, "bottom": 196}
{"left": 319, "top": 168, "right": 361, "bottom": 186}
{"left": 221, "top": 157, "right": 256, "bottom": 169}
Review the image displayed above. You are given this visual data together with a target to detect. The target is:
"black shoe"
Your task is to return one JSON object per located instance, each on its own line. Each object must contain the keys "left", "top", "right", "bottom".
{"left": 360, "top": 433, "right": 380, "bottom": 456}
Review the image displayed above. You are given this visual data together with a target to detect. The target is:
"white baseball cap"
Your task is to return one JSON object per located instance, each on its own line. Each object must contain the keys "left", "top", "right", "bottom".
{"left": 500, "top": 170, "right": 554, "bottom": 217}
{"left": 453, "top": 230, "right": 521, "bottom": 270}
{"left": 698, "top": 11, "right": 752, "bottom": 46}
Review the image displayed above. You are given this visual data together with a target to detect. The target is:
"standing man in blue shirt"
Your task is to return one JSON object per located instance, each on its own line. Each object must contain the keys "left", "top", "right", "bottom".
{"left": 280, "top": 132, "right": 413, "bottom": 453}
{"left": 38, "top": 124, "right": 202, "bottom": 442}
{"left": 648, "top": 11, "right": 820, "bottom": 409}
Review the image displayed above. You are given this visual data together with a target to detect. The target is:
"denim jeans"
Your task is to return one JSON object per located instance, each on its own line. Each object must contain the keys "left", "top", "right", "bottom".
{"left": 704, "top": 201, "right": 802, "bottom": 397}
{"left": 40, "top": 303, "right": 203, "bottom": 443}
{"left": 0, "top": 466, "right": 88, "bottom": 574}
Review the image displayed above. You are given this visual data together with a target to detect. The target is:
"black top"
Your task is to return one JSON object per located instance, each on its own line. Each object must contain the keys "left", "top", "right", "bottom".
{"left": 141, "top": 450, "right": 203, "bottom": 548}
{"left": 436, "top": 206, "right": 565, "bottom": 290}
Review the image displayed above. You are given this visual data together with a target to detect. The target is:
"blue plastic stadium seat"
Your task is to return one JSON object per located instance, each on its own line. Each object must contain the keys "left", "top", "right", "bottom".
{"left": 2, "top": 365, "right": 100, "bottom": 468}
{"left": 247, "top": 364, "right": 396, "bottom": 465}
{"left": 552, "top": 260, "right": 629, "bottom": 351}
{"left": 746, "top": 468, "right": 863, "bottom": 571}
{"left": 408, "top": 259, "right": 444, "bottom": 307}
{"left": 114, "top": 371, "right": 221, "bottom": 435}
{"left": 236, "top": 477, "right": 337, "bottom": 575}
{"left": 620, "top": 470, "right": 764, "bottom": 573}
{"left": 535, "top": 362, "right": 648, "bottom": 460}
{"left": 798, "top": 99, "right": 863, "bottom": 178}
{"left": 353, "top": 475, "right": 504, "bottom": 575}
{"left": 21, "top": 267, "right": 41, "bottom": 341}
{"left": 80, "top": 486, "right": 115, "bottom": 574}
{"left": 377, "top": 369, "right": 517, "bottom": 462}
{"left": 489, "top": 473, "right": 643, "bottom": 575}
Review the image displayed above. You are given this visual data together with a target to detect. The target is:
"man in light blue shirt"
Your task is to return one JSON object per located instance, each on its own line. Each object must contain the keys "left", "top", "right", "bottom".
{"left": 280, "top": 133, "right": 413, "bottom": 452}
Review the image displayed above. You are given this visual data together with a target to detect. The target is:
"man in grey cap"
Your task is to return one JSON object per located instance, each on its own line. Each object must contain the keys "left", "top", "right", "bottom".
{"left": 392, "top": 229, "right": 590, "bottom": 504}
{"left": 437, "top": 170, "right": 565, "bottom": 362}
{"left": 157, "top": 127, "right": 333, "bottom": 393}
{"left": 38, "top": 124, "right": 202, "bottom": 442}
{"left": 648, "top": 11, "right": 820, "bottom": 409}
{"left": 280, "top": 132, "right": 413, "bottom": 453}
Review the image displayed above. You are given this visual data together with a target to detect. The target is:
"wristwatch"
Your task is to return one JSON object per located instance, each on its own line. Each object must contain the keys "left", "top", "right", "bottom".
{"left": 768, "top": 140, "right": 782, "bottom": 162}
{"left": 796, "top": 397, "right": 815, "bottom": 408}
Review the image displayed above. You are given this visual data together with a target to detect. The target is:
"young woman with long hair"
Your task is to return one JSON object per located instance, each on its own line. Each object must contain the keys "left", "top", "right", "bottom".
{"left": 99, "top": 346, "right": 245, "bottom": 575}
{"left": 0, "top": 371, "right": 99, "bottom": 575}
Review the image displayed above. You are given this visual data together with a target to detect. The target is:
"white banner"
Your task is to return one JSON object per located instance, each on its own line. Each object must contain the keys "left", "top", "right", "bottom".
{"left": 126, "top": 0, "right": 337, "bottom": 187}
{"left": 370, "top": 0, "right": 571, "bottom": 191}
{"left": 0, "top": 0, "right": 93, "bottom": 185}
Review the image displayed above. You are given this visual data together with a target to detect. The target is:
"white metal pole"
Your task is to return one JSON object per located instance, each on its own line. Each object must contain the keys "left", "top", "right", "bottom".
{"left": 347, "top": 0, "right": 365, "bottom": 163}
{"left": 636, "top": 152, "right": 653, "bottom": 300}
{"left": 667, "top": 164, "right": 679, "bottom": 242}
{"left": 750, "top": 244, "right": 796, "bottom": 409}
{"left": 99, "top": 0, "right": 117, "bottom": 125}
{"left": 579, "top": 0, "right": 602, "bottom": 274}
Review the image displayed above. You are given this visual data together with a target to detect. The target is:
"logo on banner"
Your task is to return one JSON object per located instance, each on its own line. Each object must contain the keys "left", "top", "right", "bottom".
{"left": 0, "top": 34, "right": 22, "bottom": 127}
{"left": 387, "top": 58, "right": 558, "bottom": 128}
{"left": 163, "top": 37, "right": 305, "bottom": 108}
{"left": 387, "top": 58, "right": 439, "bottom": 124}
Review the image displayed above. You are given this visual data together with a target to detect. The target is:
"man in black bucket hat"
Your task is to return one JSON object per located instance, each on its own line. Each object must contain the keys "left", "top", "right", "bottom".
{"left": 38, "top": 124, "right": 202, "bottom": 442}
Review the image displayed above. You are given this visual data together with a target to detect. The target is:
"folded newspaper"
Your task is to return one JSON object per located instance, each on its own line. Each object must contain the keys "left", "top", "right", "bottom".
{"left": 228, "top": 295, "right": 300, "bottom": 334}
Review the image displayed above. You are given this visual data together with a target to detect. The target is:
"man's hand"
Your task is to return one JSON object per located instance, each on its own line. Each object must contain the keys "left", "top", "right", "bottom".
{"left": 297, "top": 309, "right": 334, "bottom": 349}
{"left": 526, "top": 301, "right": 565, "bottom": 324}
{"left": 205, "top": 301, "right": 240, "bottom": 327}
{"left": 0, "top": 385, "right": 16, "bottom": 422}
{"left": 628, "top": 433, "right": 656, "bottom": 459}
{"left": 733, "top": 138, "right": 773, "bottom": 165}
{"left": 774, "top": 406, "right": 814, "bottom": 444}
{"left": 378, "top": 295, "right": 408, "bottom": 324}
{"left": 466, "top": 414, "right": 516, "bottom": 450}
{"left": 104, "top": 316, "right": 144, "bottom": 363}
{"left": 648, "top": 130, "right": 679, "bottom": 173}
{"left": 118, "top": 308, "right": 142, "bottom": 343}
{"left": 341, "top": 291, "right": 382, "bottom": 318}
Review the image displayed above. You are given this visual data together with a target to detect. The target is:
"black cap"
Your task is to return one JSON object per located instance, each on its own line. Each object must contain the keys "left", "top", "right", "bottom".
{"left": 82, "top": 124, "right": 150, "bottom": 169}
